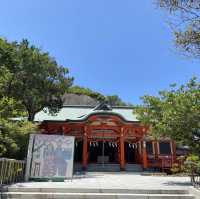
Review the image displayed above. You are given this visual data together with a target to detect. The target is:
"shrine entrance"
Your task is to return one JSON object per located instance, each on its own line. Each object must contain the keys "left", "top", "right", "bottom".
{"left": 88, "top": 141, "right": 119, "bottom": 164}
{"left": 74, "top": 140, "right": 83, "bottom": 162}
{"left": 124, "top": 142, "right": 136, "bottom": 163}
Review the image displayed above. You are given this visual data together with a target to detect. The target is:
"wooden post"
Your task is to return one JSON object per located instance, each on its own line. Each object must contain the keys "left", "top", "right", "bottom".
{"left": 120, "top": 127, "right": 125, "bottom": 170}
{"left": 142, "top": 140, "right": 148, "bottom": 169}
{"left": 171, "top": 141, "right": 176, "bottom": 163}
{"left": 82, "top": 126, "right": 88, "bottom": 170}
{"left": 137, "top": 141, "right": 141, "bottom": 164}
{"left": 134, "top": 142, "right": 138, "bottom": 163}
{"left": 154, "top": 141, "right": 158, "bottom": 159}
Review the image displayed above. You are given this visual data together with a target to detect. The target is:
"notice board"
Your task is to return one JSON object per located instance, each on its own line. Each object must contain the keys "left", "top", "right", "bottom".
{"left": 25, "top": 134, "right": 75, "bottom": 180}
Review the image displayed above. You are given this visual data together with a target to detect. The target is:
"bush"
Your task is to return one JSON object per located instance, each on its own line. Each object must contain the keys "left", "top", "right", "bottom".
{"left": 184, "top": 155, "right": 200, "bottom": 183}
{"left": 171, "top": 156, "right": 186, "bottom": 174}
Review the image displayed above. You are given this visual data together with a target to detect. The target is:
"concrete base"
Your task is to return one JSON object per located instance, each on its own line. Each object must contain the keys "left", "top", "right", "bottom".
{"left": 2, "top": 172, "right": 196, "bottom": 199}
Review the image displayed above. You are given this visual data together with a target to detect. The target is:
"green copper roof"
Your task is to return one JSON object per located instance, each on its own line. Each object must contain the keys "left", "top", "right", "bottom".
{"left": 34, "top": 104, "right": 139, "bottom": 123}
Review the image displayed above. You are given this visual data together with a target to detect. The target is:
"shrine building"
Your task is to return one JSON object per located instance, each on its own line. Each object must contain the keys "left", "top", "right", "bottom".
{"left": 34, "top": 102, "right": 176, "bottom": 172}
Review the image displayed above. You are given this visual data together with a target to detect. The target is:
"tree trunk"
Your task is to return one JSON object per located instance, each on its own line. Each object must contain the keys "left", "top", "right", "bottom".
{"left": 28, "top": 112, "right": 35, "bottom": 122}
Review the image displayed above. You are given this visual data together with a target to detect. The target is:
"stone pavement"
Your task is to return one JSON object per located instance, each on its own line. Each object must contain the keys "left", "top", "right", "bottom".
{"left": 10, "top": 172, "right": 192, "bottom": 190}
{"left": 4, "top": 173, "right": 199, "bottom": 199}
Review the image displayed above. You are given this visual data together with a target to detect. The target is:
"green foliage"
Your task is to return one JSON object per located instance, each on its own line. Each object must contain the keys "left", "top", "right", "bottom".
{"left": 106, "top": 95, "right": 132, "bottom": 106}
{"left": 183, "top": 154, "right": 200, "bottom": 183}
{"left": 134, "top": 77, "right": 200, "bottom": 154}
{"left": 69, "top": 86, "right": 131, "bottom": 106}
{"left": 0, "top": 38, "right": 73, "bottom": 121}
{"left": 171, "top": 156, "right": 185, "bottom": 174}
{"left": 0, "top": 120, "right": 37, "bottom": 159}
{"left": 0, "top": 39, "right": 38, "bottom": 159}
{"left": 184, "top": 155, "right": 200, "bottom": 175}
{"left": 171, "top": 163, "right": 182, "bottom": 174}
{"left": 0, "top": 86, "right": 37, "bottom": 159}
{"left": 68, "top": 86, "right": 105, "bottom": 101}
{"left": 171, "top": 154, "right": 200, "bottom": 183}
{"left": 157, "top": 0, "right": 200, "bottom": 58}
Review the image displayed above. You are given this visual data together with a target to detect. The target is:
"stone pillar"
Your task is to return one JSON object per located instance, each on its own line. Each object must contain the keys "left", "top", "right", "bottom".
{"left": 120, "top": 127, "right": 125, "bottom": 170}
{"left": 142, "top": 140, "right": 148, "bottom": 169}
{"left": 82, "top": 126, "right": 88, "bottom": 170}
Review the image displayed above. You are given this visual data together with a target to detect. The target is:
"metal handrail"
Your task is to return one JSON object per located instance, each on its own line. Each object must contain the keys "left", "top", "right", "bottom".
{"left": 0, "top": 158, "right": 26, "bottom": 185}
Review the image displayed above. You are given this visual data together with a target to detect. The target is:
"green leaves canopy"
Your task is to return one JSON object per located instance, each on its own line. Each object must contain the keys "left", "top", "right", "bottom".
{"left": 134, "top": 78, "right": 200, "bottom": 154}
{"left": 0, "top": 67, "right": 37, "bottom": 159}
{"left": 68, "top": 86, "right": 105, "bottom": 101}
{"left": 0, "top": 38, "right": 73, "bottom": 121}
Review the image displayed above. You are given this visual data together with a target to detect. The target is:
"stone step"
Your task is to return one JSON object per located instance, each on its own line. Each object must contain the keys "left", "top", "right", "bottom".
{"left": 1, "top": 192, "right": 195, "bottom": 199}
{"left": 87, "top": 164, "right": 120, "bottom": 172}
{"left": 5, "top": 187, "right": 190, "bottom": 194}
{"left": 4, "top": 187, "right": 189, "bottom": 194}
{"left": 125, "top": 164, "right": 143, "bottom": 172}
{"left": 74, "top": 163, "right": 143, "bottom": 172}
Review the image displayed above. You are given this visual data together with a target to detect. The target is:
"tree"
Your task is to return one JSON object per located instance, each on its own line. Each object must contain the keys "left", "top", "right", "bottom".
{"left": 134, "top": 77, "right": 200, "bottom": 154}
{"left": 106, "top": 95, "right": 130, "bottom": 106}
{"left": 0, "top": 38, "right": 73, "bottom": 121}
{"left": 68, "top": 86, "right": 105, "bottom": 101}
{"left": 68, "top": 86, "right": 131, "bottom": 106}
{"left": 0, "top": 68, "right": 37, "bottom": 159}
{"left": 157, "top": 0, "right": 200, "bottom": 58}
{"left": 0, "top": 119, "right": 37, "bottom": 159}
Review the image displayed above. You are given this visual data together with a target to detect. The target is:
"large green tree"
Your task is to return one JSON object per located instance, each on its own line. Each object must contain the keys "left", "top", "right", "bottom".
{"left": 158, "top": 0, "right": 200, "bottom": 58}
{"left": 0, "top": 38, "right": 73, "bottom": 121}
{"left": 134, "top": 78, "right": 200, "bottom": 154}
{"left": 0, "top": 67, "right": 37, "bottom": 159}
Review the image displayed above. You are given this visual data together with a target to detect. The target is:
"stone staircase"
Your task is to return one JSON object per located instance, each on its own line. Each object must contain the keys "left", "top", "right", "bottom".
{"left": 1, "top": 187, "right": 195, "bottom": 199}
{"left": 125, "top": 163, "right": 143, "bottom": 172}
{"left": 74, "top": 163, "right": 143, "bottom": 172}
{"left": 87, "top": 163, "right": 120, "bottom": 172}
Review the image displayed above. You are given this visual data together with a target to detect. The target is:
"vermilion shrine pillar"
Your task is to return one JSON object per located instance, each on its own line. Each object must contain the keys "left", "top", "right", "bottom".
{"left": 142, "top": 140, "right": 148, "bottom": 169}
{"left": 82, "top": 126, "right": 88, "bottom": 170}
{"left": 120, "top": 127, "right": 125, "bottom": 170}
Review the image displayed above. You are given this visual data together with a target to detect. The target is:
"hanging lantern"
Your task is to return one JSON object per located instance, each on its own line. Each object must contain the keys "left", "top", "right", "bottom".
{"left": 109, "top": 142, "right": 111, "bottom": 147}
{"left": 129, "top": 143, "right": 131, "bottom": 148}
{"left": 132, "top": 144, "right": 134, "bottom": 149}
{"left": 115, "top": 143, "right": 117, "bottom": 147}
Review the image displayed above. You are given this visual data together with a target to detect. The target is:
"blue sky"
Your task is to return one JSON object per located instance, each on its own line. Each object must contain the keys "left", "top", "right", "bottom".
{"left": 0, "top": 0, "right": 199, "bottom": 104}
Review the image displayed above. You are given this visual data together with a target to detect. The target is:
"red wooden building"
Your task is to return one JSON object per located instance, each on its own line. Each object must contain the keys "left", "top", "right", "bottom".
{"left": 35, "top": 103, "right": 176, "bottom": 171}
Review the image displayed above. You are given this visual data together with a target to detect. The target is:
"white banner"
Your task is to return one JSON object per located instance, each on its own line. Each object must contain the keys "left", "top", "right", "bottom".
{"left": 26, "top": 134, "right": 74, "bottom": 179}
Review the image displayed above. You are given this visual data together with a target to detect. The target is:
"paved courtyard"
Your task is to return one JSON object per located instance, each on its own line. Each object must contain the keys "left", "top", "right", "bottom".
{"left": 10, "top": 172, "right": 192, "bottom": 190}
